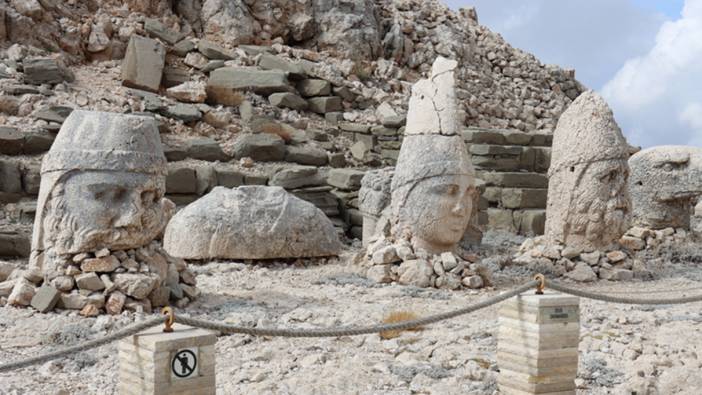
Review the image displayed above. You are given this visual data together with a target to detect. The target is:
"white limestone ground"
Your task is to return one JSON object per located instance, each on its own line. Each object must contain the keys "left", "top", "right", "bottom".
{"left": 1, "top": 246, "right": 702, "bottom": 395}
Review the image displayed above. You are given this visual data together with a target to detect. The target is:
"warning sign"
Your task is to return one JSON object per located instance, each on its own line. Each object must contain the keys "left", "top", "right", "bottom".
{"left": 171, "top": 348, "right": 198, "bottom": 379}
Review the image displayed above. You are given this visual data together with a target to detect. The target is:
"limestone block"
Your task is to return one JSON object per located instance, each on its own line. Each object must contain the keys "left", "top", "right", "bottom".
{"left": 144, "top": 18, "right": 181, "bottom": 45}
{"left": 307, "top": 96, "right": 342, "bottom": 114}
{"left": 327, "top": 169, "right": 366, "bottom": 190}
{"left": 269, "top": 166, "right": 323, "bottom": 189}
{"left": 197, "top": 40, "right": 234, "bottom": 60}
{"left": 30, "top": 285, "right": 60, "bottom": 313}
{"left": 215, "top": 169, "right": 244, "bottom": 188}
{"left": 498, "top": 292, "right": 580, "bottom": 395}
{"left": 186, "top": 138, "right": 228, "bottom": 162}
{"left": 268, "top": 92, "right": 308, "bottom": 111}
{"left": 121, "top": 36, "right": 166, "bottom": 92}
{"left": 206, "top": 67, "right": 289, "bottom": 105}
{"left": 0, "top": 230, "right": 30, "bottom": 257}
{"left": 164, "top": 186, "right": 342, "bottom": 260}
{"left": 478, "top": 171, "right": 548, "bottom": 189}
{"left": 118, "top": 323, "right": 216, "bottom": 395}
{"left": 462, "top": 128, "right": 506, "bottom": 145}
{"left": 514, "top": 209, "right": 546, "bottom": 236}
{"left": 488, "top": 208, "right": 515, "bottom": 232}
{"left": 167, "top": 164, "right": 198, "bottom": 194}
{"left": 0, "top": 126, "right": 23, "bottom": 154}
{"left": 296, "top": 79, "right": 331, "bottom": 97}
{"left": 258, "top": 54, "right": 306, "bottom": 80}
{"left": 231, "top": 133, "right": 286, "bottom": 162}
{"left": 502, "top": 188, "right": 548, "bottom": 209}
{"left": 285, "top": 145, "right": 328, "bottom": 166}
{"left": 23, "top": 58, "right": 74, "bottom": 85}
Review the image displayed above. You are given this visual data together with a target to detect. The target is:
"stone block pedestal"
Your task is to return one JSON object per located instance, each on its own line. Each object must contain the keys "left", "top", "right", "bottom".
{"left": 119, "top": 323, "right": 217, "bottom": 395}
{"left": 497, "top": 292, "right": 580, "bottom": 394}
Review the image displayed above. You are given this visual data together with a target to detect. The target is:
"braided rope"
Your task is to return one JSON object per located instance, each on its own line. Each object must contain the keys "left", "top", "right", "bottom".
{"left": 546, "top": 279, "right": 702, "bottom": 305}
{"left": 176, "top": 280, "right": 539, "bottom": 337}
{"left": 0, "top": 316, "right": 164, "bottom": 373}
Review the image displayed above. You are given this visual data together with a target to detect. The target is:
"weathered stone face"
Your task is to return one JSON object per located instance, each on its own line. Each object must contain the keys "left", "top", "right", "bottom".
{"left": 545, "top": 91, "right": 631, "bottom": 251}
{"left": 629, "top": 146, "right": 702, "bottom": 229}
{"left": 43, "top": 171, "right": 171, "bottom": 255}
{"left": 163, "top": 186, "right": 342, "bottom": 260}
{"left": 31, "top": 110, "right": 172, "bottom": 268}
{"left": 396, "top": 173, "right": 475, "bottom": 253}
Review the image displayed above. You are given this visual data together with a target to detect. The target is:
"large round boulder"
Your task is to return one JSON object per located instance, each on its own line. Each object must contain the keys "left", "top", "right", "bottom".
{"left": 164, "top": 186, "right": 342, "bottom": 260}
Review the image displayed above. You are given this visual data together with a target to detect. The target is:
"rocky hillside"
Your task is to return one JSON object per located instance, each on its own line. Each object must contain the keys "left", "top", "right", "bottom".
{"left": 0, "top": 0, "right": 586, "bottom": 256}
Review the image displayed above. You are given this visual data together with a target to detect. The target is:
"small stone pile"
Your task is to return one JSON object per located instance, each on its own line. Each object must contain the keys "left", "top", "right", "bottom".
{"left": 0, "top": 241, "right": 197, "bottom": 316}
{"left": 514, "top": 237, "right": 652, "bottom": 283}
{"left": 620, "top": 226, "right": 696, "bottom": 251}
{"left": 362, "top": 236, "right": 490, "bottom": 290}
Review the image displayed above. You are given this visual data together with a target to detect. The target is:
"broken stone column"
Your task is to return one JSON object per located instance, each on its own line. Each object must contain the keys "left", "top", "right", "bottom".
{"left": 359, "top": 167, "right": 394, "bottom": 246}
{"left": 629, "top": 145, "right": 702, "bottom": 230}
{"left": 545, "top": 91, "right": 631, "bottom": 251}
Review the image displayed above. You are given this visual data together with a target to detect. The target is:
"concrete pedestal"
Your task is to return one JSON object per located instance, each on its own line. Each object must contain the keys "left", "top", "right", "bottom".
{"left": 497, "top": 291, "right": 580, "bottom": 395}
{"left": 118, "top": 323, "right": 217, "bottom": 395}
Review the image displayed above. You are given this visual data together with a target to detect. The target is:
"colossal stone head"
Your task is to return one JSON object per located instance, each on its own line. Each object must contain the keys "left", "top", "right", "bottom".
{"left": 545, "top": 91, "right": 631, "bottom": 251}
{"left": 388, "top": 57, "right": 476, "bottom": 255}
{"left": 629, "top": 146, "right": 702, "bottom": 229}
{"left": 31, "top": 110, "right": 174, "bottom": 271}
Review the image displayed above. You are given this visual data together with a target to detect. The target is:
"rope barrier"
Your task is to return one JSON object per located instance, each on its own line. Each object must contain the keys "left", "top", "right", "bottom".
{"left": 175, "top": 280, "right": 539, "bottom": 338}
{"left": 3, "top": 275, "right": 702, "bottom": 374}
{"left": 0, "top": 316, "right": 164, "bottom": 373}
{"left": 546, "top": 279, "right": 702, "bottom": 305}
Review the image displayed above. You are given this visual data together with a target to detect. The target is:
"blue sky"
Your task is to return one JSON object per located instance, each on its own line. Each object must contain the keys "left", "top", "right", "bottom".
{"left": 442, "top": 0, "right": 701, "bottom": 149}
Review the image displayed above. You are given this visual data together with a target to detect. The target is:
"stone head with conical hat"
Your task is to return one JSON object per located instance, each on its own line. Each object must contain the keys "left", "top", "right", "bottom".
{"left": 30, "top": 110, "right": 174, "bottom": 276}
{"left": 389, "top": 57, "right": 476, "bottom": 254}
{"left": 545, "top": 91, "right": 631, "bottom": 251}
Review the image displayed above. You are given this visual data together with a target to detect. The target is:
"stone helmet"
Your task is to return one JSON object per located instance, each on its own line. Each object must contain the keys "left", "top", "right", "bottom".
{"left": 548, "top": 90, "right": 629, "bottom": 177}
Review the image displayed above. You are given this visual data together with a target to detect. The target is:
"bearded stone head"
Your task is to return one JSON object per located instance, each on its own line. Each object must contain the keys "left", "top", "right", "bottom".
{"left": 545, "top": 91, "right": 631, "bottom": 251}
{"left": 31, "top": 110, "right": 174, "bottom": 272}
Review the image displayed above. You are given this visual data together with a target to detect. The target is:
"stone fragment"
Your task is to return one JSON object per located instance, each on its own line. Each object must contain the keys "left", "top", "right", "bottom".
{"left": 166, "top": 81, "right": 207, "bottom": 103}
{"left": 462, "top": 275, "right": 484, "bottom": 289}
{"left": 397, "top": 260, "right": 433, "bottom": 288}
{"left": 545, "top": 91, "right": 631, "bottom": 250}
{"left": 599, "top": 267, "right": 634, "bottom": 281}
{"left": 350, "top": 141, "right": 368, "bottom": 160}
{"left": 57, "top": 292, "right": 88, "bottom": 310}
{"left": 197, "top": 40, "right": 234, "bottom": 60}
{"left": 34, "top": 106, "right": 74, "bottom": 124}
{"left": 161, "top": 67, "right": 190, "bottom": 88}
{"left": 296, "top": 79, "right": 331, "bottom": 97}
{"left": 580, "top": 251, "right": 601, "bottom": 266}
{"left": 619, "top": 235, "right": 645, "bottom": 250}
{"left": 0, "top": 95, "right": 19, "bottom": 115}
{"left": 372, "top": 245, "right": 400, "bottom": 264}
{"left": 76, "top": 272, "right": 105, "bottom": 291}
{"left": 184, "top": 52, "right": 209, "bottom": 69}
{"left": 440, "top": 252, "right": 458, "bottom": 271}
{"left": 0, "top": 127, "right": 23, "bottom": 155}
{"left": 23, "top": 58, "right": 74, "bottom": 85}
{"left": 144, "top": 18, "right": 180, "bottom": 45}
{"left": 284, "top": 145, "right": 328, "bottom": 166}
{"left": 30, "top": 285, "right": 60, "bottom": 313}
{"left": 258, "top": 54, "right": 306, "bottom": 79}
{"left": 8, "top": 279, "right": 34, "bottom": 306}
{"left": 167, "top": 164, "right": 198, "bottom": 194}
{"left": 308, "top": 97, "right": 342, "bottom": 114}
{"left": 105, "top": 291, "right": 126, "bottom": 315}
{"left": 606, "top": 250, "right": 627, "bottom": 263}
{"left": 81, "top": 256, "right": 120, "bottom": 273}
{"left": 113, "top": 273, "right": 158, "bottom": 299}
{"left": 50, "top": 276, "right": 74, "bottom": 292}
{"left": 232, "top": 134, "right": 286, "bottom": 162}
{"left": 121, "top": 36, "right": 166, "bottom": 92}
{"left": 160, "top": 104, "right": 202, "bottom": 122}
{"left": 327, "top": 169, "right": 365, "bottom": 190}
{"left": 629, "top": 146, "right": 702, "bottom": 229}
{"left": 268, "top": 92, "right": 308, "bottom": 111}
{"left": 148, "top": 286, "right": 170, "bottom": 307}
{"left": 565, "top": 262, "right": 597, "bottom": 282}
{"left": 164, "top": 186, "right": 342, "bottom": 259}
{"left": 80, "top": 304, "right": 100, "bottom": 317}
{"left": 561, "top": 246, "right": 581, "bottom": 259}
{"left": 187, "top": 138, "right": 228, "bottom": 161}
{"left": 366, "top": 265, "right": 392, "bottom": 283}
{"left": 270, "top": 166, "right": 323, "bottom": 189}
{"left": 436, "top": 273, "right": 462, "bottom": 290}
{"left": 172, "top": 39, "right": 196, "bottom": 56}
{"left": 207, "top": 68, "right": 289, "bottom": 105}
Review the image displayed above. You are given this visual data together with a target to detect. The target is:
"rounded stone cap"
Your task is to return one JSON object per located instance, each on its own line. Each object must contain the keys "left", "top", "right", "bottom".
{"left": 41, "top": 110, "right": 166, "bottom": 175}
{"left": 549, "top": 90, "right": 629, "bottom": 176}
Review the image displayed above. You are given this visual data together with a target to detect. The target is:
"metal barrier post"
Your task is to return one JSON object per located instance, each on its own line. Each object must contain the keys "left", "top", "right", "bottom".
{"left": 118, "top": 323, "right": 217, "bottom": 395}
{"left": 497, "top": 291, "right": 580, "bottom": 395}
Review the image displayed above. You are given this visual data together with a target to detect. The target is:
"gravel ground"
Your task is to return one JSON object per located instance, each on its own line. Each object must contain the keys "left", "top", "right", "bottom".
{"left": 1, "top": 247, "right": 702, "bottom": 395}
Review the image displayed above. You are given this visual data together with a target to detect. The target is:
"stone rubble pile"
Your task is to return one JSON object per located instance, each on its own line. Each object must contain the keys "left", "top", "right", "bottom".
{"left": 362, "top": 236, "right": 490, "bottom": 290}
{"left": 0, "top": 241, "right": 197, "bottom": 315}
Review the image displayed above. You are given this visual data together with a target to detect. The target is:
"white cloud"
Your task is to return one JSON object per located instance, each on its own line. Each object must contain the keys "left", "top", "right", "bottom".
{"left": 602, "top": 0, "right": 702, "bottom": 147}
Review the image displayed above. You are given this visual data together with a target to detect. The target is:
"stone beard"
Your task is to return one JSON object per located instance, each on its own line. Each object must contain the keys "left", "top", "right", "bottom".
{"left": 40, "top": 170, "right": 173, "bottom": 256}
{"left": 392, "top": 173, "right": 475, "bottom": 254}
{"left": 547, "top": 159, "right": 630, "bottom": 250}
